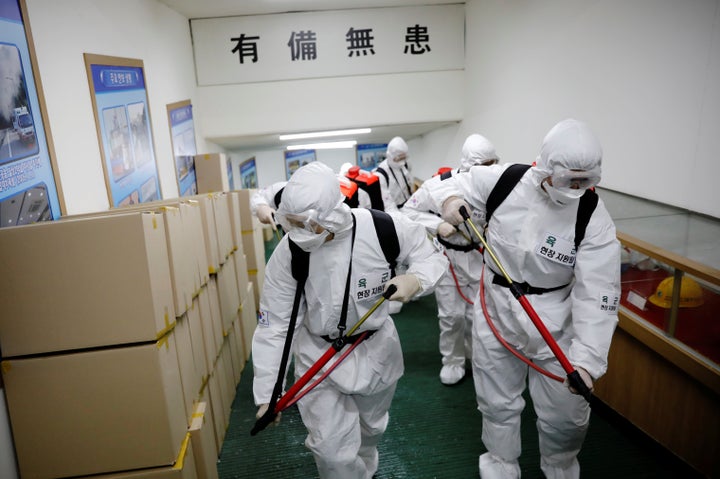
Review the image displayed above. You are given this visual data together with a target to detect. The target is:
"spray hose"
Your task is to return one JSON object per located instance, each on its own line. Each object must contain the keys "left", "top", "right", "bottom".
{"left": 458, "top": 206, "right": 593, "bottom": 403}
{"left": 251, "top": 284, "right": 397, "bottom": 436}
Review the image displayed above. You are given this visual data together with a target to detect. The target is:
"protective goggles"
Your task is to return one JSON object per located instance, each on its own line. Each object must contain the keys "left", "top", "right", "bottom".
{"left": 274, "top": 209, "right": 323, "bottom": 233}
{"left": 476, "top": 158, "right": 499, "bottom": 166}
{"left": 550, "top": 168, "right": 600, "bottom": 190}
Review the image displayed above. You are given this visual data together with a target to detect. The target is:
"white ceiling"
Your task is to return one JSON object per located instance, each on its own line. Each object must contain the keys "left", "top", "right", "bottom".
{"left": 158, "top": 0, "right": 460, "bottom": 19}
{"left": 159, "top": 0, "right": 461, "bottom": 151}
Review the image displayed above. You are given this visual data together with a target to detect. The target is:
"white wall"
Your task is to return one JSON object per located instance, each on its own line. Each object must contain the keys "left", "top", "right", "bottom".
{"left": 23, "top": 0, "right": 720, "bottom": 219}
{"left": 25, "top": 0, "right": 223, "bottom": 215}
{"left": 461, "top": 0, "right": 720, "bottom": 218}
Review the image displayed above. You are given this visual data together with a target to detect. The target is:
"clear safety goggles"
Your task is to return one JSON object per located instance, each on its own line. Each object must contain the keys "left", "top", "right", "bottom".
{"left": 550, "top": 168, "right": 600, "bottom": 190}
{"left": 274, "top": 209, "right": 324, "bottom": 233}
{"left": 477, "top": 158, "right": 498, "bottom": 166}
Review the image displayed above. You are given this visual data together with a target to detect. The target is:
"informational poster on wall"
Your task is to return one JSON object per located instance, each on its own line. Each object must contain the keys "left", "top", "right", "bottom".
{"left": 356, "top": 143, "right": 387, "bottom": 171}
{"left": 166, "top": 100, "right": 197, "bottom": 197}
{"left": 84, "top": 54, "right": 161, "bottom": 207}
{"left": 284, "top": 149, "right": 315, "bottom": 180}
{"left": 0, "top": 0, "right": 64, "bottom": 227}
{"left": 240, "top": 157, "right": 258, "bottom": 188}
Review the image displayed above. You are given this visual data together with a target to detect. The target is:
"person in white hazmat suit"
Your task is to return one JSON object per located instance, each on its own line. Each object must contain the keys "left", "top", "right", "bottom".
{"left": 402, "top": 134, "right": 499, "bottom": 385}
{"left": 251, "top": 172, "right": 371, "bottom": 229}
{"left": 252, "top": 162, "right": 447, "bottom": 479}
{"left": 375, "top": 136, "right": 414, "bottom": 213}
{"left": 428, "top": 119, "right": 620, "bottom": 478}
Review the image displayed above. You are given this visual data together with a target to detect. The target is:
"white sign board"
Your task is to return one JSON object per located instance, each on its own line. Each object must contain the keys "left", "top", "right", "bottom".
{"left": 191, "top": 5, "right": 465, "bottom": 85}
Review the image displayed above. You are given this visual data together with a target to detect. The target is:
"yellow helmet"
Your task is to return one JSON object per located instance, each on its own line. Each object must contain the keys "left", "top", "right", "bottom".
{"left": 648, "top": 276, "right": 704, "bottom": 309}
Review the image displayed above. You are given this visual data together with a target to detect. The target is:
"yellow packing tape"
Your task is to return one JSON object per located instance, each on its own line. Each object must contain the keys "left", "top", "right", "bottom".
{"left": 172, "top": 432, "right": 192, "bottom": 470}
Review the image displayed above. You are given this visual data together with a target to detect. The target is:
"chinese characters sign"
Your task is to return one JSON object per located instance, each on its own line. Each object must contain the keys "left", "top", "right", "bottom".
{"left": 192, "top": 5, "right": 464, "bottom": 85}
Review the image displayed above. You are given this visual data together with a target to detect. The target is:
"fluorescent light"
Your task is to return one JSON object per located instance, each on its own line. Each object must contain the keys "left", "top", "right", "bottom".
{"left": 286, "top": 140, "right": 357, "bottom": 150}
{"left": 279, "top": 128, "right": 371, "bottom": 141}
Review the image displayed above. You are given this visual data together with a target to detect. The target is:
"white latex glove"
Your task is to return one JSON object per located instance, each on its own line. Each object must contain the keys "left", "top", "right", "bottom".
{"left": 565, "top": 367, "right": 594, "bottom": 395}
{"left": 256, "top": 204, "right": 277, "bottom": 229}
{"left": 386, "top": 274, "right": 422, "bottom": 303}
{"left": 256, "top": 403, "right": 281, "bottom": 426}
{"left": 437, "top": 221, "right": 456, "bottom": 238}
{"left": 441, "top": 196, "right": 471, "bottom": 226}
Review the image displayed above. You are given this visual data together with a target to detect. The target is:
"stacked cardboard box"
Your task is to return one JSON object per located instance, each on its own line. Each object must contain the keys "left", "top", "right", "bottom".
{"left": 194, "top": 153, "right": 230, "bottom": 194}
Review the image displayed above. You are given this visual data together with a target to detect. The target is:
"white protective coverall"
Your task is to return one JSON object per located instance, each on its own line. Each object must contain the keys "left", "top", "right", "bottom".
{"left": 253, "top": 162, "right": 447, "bottom": 479}
{"left": 402, "top": 134, "right": 499, "bottom": 385}
{"left": 428, "top": 119, "right": 620, "bottom": 478}
{"left": 375, "top": 137, "right": 414, "bottom": 213}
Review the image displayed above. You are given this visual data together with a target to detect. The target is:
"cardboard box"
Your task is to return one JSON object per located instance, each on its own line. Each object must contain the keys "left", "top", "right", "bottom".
{"left": 206, "top": 370, "right": 227, "bottom": 449}
{"left": 239, "top": 283, "right": 258, "bottom": 359}
{"left": 188, "top": 402, "right": 219, "bottom": 479}
{"left": 215, "top": 259, "right": 240, "bottom": 335}
{"left": 234, "top": 189, "right": 256, "bottom": 231}
{"left": 194, "top": 153, "right": 230, "bottom": 194}
{"left": 186, "top": 297, "right": 209, "bottom": 384}
{"left": 1, "top": 334, "right": 187, "bottom": 479}
{"left": 233, "top": 252, "right": 250, "bottom": 304}
{"left": 231, "top": 318, "right": 246, "bottom": 371}
{"left": 175, "top": 314, "right": 202, "bottom": 426}
{"left": 180, "top": 201, "right": 210, "bottom": 293}
{"left": 248, "top": 269, "right": 264, "bottom": 310}
{"left": 0, "top": 211, "right": 175, "bottom": 357}
{"left": 84, "top": 434, "right": 196, "bottom": 479}
{"left": 197, "top": 285, "right": 221, "bottom": 374}
{"left": 211, "top": 193, "right": 234, "bottom": 264}
{"left": 162, "top": 206, "right": 193, "bottom": 317}
{"left": 193, "top": 194, "right": 220, "bottom": 274}
{"left": 241, "top": 225, "right": 265, "bottom": 272}
{"left": 226, "top": 192, "right": 245, "bottom": 255}
{"left": 227, "top": 318, "right": 244, "bottom": 386}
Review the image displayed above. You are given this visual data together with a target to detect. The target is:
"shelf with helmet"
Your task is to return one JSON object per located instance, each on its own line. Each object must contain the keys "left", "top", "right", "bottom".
{"left": 594, "top": 231, "right": 720, "bottom": 478}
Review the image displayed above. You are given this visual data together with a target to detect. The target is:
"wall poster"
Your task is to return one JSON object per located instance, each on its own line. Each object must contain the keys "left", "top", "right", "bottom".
{"left": 239, "top": 157, "right": 257, "bottom": 189}
{"left": 84, "top": 54, "right": 161, "bottom": 207}
{"left": 356, "top": 143, "right": 387, "bottom": 171}
{"left": 166, "top": 99, "right": 197, "bottom": 197}
{"left": 284, "top": 149, "right": 315, "bottom": 180}
{"left": 0, "top": 0, "right": 64, "bottom": 227}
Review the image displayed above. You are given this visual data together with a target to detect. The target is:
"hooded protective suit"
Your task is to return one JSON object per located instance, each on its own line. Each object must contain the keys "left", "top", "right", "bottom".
{"left": 402, "top": 134, "right": 499, "bottom": 385}
{"left": 253, "top": 162, "right": 447, "bottom": 479}
{"left": 375, "top": 137, "right": 414, "bottom": 212}
{"left": 427, "top": 119, "right": 620, "bottom": 478}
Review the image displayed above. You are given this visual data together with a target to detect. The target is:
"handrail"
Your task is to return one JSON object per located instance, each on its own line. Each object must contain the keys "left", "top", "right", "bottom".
{"left": 616, "top": 231, "right": 720, "bottom": 286}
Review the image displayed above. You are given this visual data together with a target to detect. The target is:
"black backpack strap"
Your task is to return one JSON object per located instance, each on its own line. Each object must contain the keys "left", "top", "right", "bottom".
{"left": 375, "top": 167, "right": 389, "bottom": 184}
{"left": 368, "top": 209, "right": 400, "bottom": 276}
{"left": 273, "top": 187, "right": 284, "bottom": 210}
{"left": 440, "top": 170, "right": 453, "bottom": 181}
{"left": 485, "top": 164, "right": 531, "bottom": 224}
{"left": 265, "top": 238, "right": 308, "bottom": 421}
{"left": 574, "top": 189, "right": 599, "bottom": 250}
{"left": 343, "top": 190, "right": 360, "bottom": 208}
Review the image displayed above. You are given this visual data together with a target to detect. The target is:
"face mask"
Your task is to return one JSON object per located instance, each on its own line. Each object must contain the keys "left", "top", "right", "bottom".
{"left": 544, "top": 182, "right": 585, "bottom": 206}
{"left": 288, "top": 228, "right": 331, "bottom": 252}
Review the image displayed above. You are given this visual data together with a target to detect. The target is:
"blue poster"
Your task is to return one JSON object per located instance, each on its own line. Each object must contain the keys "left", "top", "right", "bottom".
{"left": 0, "top": 0, "right": 62, "bottom": 226}
{"left": 87, "top": 58, "right": 161, "bottom": 207}
{"left": 240, "top": 157, "right": 257, "bottom": 188}
{"left": 168, "top": 102, "right": 197, "bottom": 197}
{"left": 284, "top": 149, "right": 316, "bottom": 180}
{"left": 356, "top": 143, "right": 387, "bottom": 171}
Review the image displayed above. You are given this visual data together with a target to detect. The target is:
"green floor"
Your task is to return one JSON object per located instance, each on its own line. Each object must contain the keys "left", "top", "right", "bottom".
{"left": 216, "top": 237, "right": 701, "bottom": 478}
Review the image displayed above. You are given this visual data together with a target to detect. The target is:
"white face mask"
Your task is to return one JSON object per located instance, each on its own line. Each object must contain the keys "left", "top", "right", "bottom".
{"left": 544, "top": 182, "right": 585, "bottom": 206}
{"left": 288, "top": 228, "right": 331, "bottom": 252}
